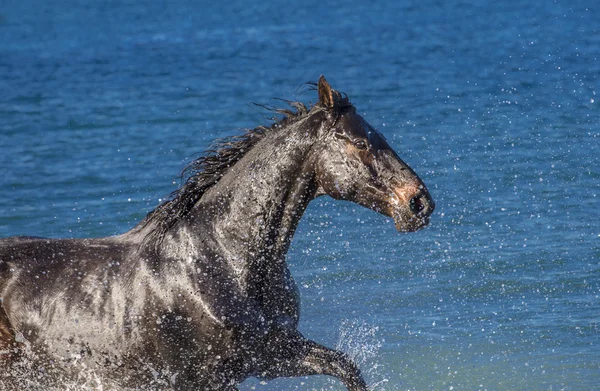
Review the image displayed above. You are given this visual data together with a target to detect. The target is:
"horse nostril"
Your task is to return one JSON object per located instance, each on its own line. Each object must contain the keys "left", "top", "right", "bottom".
{"left": 409, "top": 192, "right": 433, "bottom": 216}
{"left": 409, "top": 195, "right": 425, "bottom": 214}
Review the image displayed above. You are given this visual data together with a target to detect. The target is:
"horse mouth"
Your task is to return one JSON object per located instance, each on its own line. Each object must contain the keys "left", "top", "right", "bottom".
{"left": 393, "top": 212, "right": 431, "bottom": 232}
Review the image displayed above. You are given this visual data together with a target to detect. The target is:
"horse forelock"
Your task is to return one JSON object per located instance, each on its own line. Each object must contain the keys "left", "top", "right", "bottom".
{"left": 137, "top": 98, "right": 339, "bottom": 246}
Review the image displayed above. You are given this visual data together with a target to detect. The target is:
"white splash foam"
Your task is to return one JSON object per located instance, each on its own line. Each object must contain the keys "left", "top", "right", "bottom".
{"left": 333, "top": 319, "right": 389, "bottom": 391}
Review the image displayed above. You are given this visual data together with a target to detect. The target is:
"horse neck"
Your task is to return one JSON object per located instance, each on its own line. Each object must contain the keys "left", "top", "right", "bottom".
{"left": 174, "top": 123, "right": 320, "bottom": 268}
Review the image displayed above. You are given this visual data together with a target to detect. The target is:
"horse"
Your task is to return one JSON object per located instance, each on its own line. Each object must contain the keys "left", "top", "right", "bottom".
{"left": 0, "top": 76, "right": 434, "bottom": 390}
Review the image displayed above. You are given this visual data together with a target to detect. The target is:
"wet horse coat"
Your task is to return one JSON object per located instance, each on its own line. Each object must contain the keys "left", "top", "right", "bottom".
{"left": 0, "top": 77, "right": 434, "bottom": 390}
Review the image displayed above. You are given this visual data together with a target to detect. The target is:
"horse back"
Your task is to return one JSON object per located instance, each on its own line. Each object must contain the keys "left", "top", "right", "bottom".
{"left": 0, "top": 235, "right": 131, "bottom": 289}
{"left": 0, "top": 236, "right": 135, "bottom": 349}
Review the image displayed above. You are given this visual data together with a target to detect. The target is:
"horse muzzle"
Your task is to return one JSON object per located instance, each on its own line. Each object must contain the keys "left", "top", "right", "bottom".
{"left": 391, "top": 188, "right": 435, "bottom": 232}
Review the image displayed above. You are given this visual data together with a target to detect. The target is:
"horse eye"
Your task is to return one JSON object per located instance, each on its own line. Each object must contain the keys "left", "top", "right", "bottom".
{"left": 353, "top": 140, "right": 368, "bottom": 150}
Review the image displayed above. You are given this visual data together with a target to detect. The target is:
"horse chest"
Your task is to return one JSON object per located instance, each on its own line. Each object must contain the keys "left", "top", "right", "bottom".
{"left": 248, "top": 265, "right": 301, "bottom": 326}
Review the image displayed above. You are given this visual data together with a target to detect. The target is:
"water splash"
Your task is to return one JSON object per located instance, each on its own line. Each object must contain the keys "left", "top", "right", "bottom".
{"left": 4, "top": 321, "right": 387, "bottom": 391}
{"left": 242, "top": 319, "right": 389, "bottom": 391}
{"left": 0, "top": 361, "right": 117, "bottom": 391}
{"left": 333, "top": 319, "right": 389, "bottom": 391}
{"left": 0, "top": 356, "right": 168, "bottom": 391}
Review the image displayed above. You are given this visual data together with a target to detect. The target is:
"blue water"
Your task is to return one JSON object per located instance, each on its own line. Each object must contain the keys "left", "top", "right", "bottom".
{"left": 1, "top": 0, "right": 599, "bottom": 390}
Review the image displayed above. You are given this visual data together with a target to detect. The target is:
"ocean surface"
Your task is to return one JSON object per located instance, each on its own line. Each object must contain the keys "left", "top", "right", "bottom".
{"left": 1, "top": 0, "right": 599, "bottom": 390}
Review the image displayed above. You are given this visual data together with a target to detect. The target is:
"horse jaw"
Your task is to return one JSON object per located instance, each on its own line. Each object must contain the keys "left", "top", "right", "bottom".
{"left": 392, "top": 212, "right": 430, "bottom": 232}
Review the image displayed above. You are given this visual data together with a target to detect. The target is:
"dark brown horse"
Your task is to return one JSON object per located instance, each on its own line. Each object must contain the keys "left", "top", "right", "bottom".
{"left": 0, "top": 77, "right": 434, "bottom": 390}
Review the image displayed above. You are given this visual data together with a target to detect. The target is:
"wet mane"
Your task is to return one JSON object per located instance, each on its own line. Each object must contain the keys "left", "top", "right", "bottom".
{"left": 139, "top": 100, "right": 311, "bottom": 243}
{"left": 139, "top": 85, "right": 352, "bottom": 245}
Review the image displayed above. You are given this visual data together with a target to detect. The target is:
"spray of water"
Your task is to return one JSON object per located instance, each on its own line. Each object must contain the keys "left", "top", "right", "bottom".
{"left": 331, "top": 319, "right": 389, "bottom": 391}
{"left": 0, "top": 355, "right": 170, "bottom": 391}
{"left": 3, "top": 321, "right": 387, "bottom": 391}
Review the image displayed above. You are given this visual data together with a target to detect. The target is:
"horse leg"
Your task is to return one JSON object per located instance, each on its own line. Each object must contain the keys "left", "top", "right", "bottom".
{"left": 261, "top": 329, "right": 368, "bottom": 391}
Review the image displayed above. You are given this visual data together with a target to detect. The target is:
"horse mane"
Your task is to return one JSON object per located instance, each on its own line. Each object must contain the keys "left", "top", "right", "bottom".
{"left": 137, "top": 82, "right": 352, "bottom": 247}
{"left": 138, "top": 99, "right": 313, "bottom": 244}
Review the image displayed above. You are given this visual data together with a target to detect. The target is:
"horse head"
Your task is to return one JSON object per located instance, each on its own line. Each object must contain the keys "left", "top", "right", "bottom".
{"left": 312, "top": 76, "right": 434, "bottom": 232}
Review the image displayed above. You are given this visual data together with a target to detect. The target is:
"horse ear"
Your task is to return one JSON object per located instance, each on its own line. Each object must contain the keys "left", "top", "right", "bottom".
{"left": 318, "top": 75, "right": 335, "bottom": 109}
